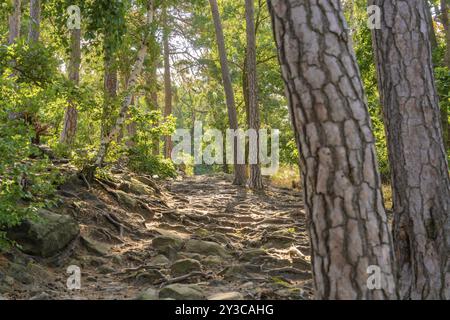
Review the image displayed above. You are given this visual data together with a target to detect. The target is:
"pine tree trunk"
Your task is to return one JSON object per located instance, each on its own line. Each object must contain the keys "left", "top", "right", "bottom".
{"left": 245, "top": 0, "right": 263, "bottom": 190}
{"left": 149, "top": 64, "right": 160, "bottom": 156}
{"left": 60, "top": 28, "right": 81, "bottom": 145}
{"left": 8, "top": 0, "right": 21, "bottom": 45}
{"left": 268, "top": 0, "right": 397, "bottom": 300}
{"left": 209, "top": 0, "right": 246, "bottom": 185}
{"left": 370, "top": 0, "right": 450, "bottom": 300}
{"left": 28, "top": 0, "right": 40, "bottom": 43}
{"left": 101, "top": 48, "right": 118, "bottom": 141}
{"left": 163, "top": 8, "right": 173, "bottom": 159}
{"left": 86, "top": 0, "right": 154, "bottom": 177}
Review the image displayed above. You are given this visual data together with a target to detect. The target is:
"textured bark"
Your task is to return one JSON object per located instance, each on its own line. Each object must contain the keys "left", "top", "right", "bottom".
{"left": 8, "top": 0, "right": 21, "bottom": 45}
{"left": 268, "top": 0, "right": 396, "bottom": 299}
{"left": 101, "top": 48, "right": 118, "bottom": 141}
{"left": 60, "top": 28, "right": 81, "bottom": 145}
{"left": 89, "top": 0, "right": 154, "bottom": 173}
{"left": 370, "top": 0, "right": 450, "bottom": 300}
{"left": 149, "top": 65, "right": 160, "bottom": 156}
{"left": 28, "top": 0, "right": 40, "bottom": 43}
{"left": 125, "top": 95, "right": 137, "bottom": 148}
{"left": 245, "top": 0, "right": 264, "bottom": 190}
{"left": 209, "top": 0, "right": 247, "bottom": 185}
{"left": 163, "top": 8, "right": 173, "bottom": 159}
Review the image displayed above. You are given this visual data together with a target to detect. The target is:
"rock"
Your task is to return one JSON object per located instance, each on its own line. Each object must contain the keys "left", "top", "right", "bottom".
{"left": 3, "top": 276, "right": 14, "bottom": 286}
{"left": 114, "top": 190, "right": 138, "bottom": 209}
{"left": 30, "top": 292, "right": 51, "bottom": 300}
{"left": 239, "top": 248, "right": 268, "bottom": 262}
{"left": 170, "top": 259, "right": 202, "bottom": 277}
{"left": 185, "top": 239, "right": 229, "bottom": 258}
{"left": 136, "top": 288, "right": 159, "bottom": 300}
{"left": 152, "top": 236, "right": 184, "bottom": 257}
{"left": 119, "top": 178, "right": 153, "bottom": 197}
{"left": 159, "top": 284, "right": 205, "bottom": 300}
{"left": 98, "top": 265, "right": 115, "bottom": 275}
{"left": 148, "top": 254, "right": 170, "bottom": 267}
{"left": 8, "top": 262, "right": 33, "bottom": 284}
{"left": 201, "top": 255, "right": 223, "bottom": 267}
{"left": 208, "top": 292, "right": 244, "bottom": 300}
{"left": 135, "top": 269, "right": 166, "bottom": 285}
{"left": 0, "top": 295, "right": 7, "bottom": 300}
{"left": 81, "top": 236, "right": 111, "bottom": 256}
{"left": 7, "top": 209, "right": 79, "bottom": 258}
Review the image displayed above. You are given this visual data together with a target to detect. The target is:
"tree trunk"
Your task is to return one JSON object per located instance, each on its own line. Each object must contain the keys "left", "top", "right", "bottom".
{"left": 209, "top": 0, "right": 246, "bottom": 185}
{"left": 441, "top": 0, "right": 450, "bottom": 150}
{"left": 85, "top": 0, "right": 155, "bottom": 177}
{"left": 268, "top": 0, "right": 397, "bottom": 300}
{"left": 370, "top": 0, "right": 450, "bottom": 300}
{"left": 245, "top": 0, "right": 263, "bottom": 190}
{"left": 8, "top": 0, "right": 21, "bottom": 45}
{"left": 147, "top": 64, "right": 160, "bottom": 156}
{"left": 101, "top": 48, "right": 118, "bottom": 142}
{"left": 163, "top": 8, "right": 173, "bottom": 159}
{"left": 60, "top": 28, "right": 81, "bottom": 145}
{"left": 425, "top": 0, "right": 438, "bottom": 52}
{"left": 28, "top": 0, "right": 40, "bottom": 43}
{"left": 125, "top": 95, "right": 137, "bottom": 148}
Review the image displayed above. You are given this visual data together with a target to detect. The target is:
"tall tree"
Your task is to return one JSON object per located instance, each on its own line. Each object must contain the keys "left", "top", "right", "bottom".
{"left": 370, "top": 0, "right": 450, "bottom": 300}
{"left": 28, "top": 0, "right": 40, "bottom": 43}
{"left": 443, "top": 0, "right": 450, "bottom": 68}
{"left": 163, "top": 7, "right": 173, "bottom": 159}
{"left": 8, "top": 0, "right": 21, "bottom": 45}
{"left": 60, "top": 28, "right": 82, "bottom": 145}
{"left": 245, "top": 0, "right": 263, "bottom": 190}
{"left": 425, "top": 0, "right": 438, "bottom": 51}
{"left": 85, "top": 0, "right": 155, "bottom": 178}
{"left": 268, "top": 0, "right": 397, "bottom": 299}
{"left": 209, "top": 0, "right": 246, "bottom": 185}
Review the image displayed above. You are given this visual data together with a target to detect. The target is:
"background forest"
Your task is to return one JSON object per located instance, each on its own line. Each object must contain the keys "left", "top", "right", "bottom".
{"left": 0, "top": 0, "right": 449, "bottom": 301}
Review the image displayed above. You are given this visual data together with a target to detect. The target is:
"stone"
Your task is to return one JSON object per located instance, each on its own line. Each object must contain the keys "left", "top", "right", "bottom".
{"left": 114, "top": 190, "right": 138, "bottom": 209}
{"left": 152, "top": 236, "right": 184, "bottom": 257}
{"left": 148, "top": 254, "right": 170, "bottom": 267}
{"left": 201, "top": 255, "right": 223, "bottom": 267}
{"left": 185, "top": 239, "right": 229, "bottom": 258}
{"left": 98, "top": 265, "right": 115, "bottom": 274}
{"left": 136, "top": 288, "right": 159, "bottom": 300}
{"left": 135, "top": 269, "right": 166, "bottom": 285}
{"left": 208, "top": 292, "right": 244, "bottom": 300}
{"left": 7, "top": 209, "right": 79, "bottom": 258}
{"left": 30, "top": 292, "right": 51, "bottom": 300}
{"left": 170, "top": 258, "right": 202, "bottom": 277}
{"left": 159, "top": 284, "right": 205, "bottom": 300}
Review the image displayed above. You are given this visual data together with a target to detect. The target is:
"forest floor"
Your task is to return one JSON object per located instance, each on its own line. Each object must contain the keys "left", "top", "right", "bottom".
{"left": 0, "top": 171, "right": 313, "bottom": 300}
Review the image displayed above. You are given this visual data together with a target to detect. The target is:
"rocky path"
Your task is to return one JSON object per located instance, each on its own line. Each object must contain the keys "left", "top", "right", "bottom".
{"left": 0, "top": 174, "right": 313, "bottom": 300}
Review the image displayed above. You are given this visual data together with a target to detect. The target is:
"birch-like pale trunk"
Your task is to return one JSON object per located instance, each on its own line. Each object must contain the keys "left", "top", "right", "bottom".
{"left": 8, "top": 0, "right": 21, "bottom": 45}
{"left": 163, "top": 7, "right": 173, "bottom": 159}
{"left": 85, "top": 0, "right": 155, "bottom": 177}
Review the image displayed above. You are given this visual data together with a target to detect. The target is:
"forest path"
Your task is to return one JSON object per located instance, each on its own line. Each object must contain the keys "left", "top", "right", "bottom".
{"left": 2, "top": 175, "right": 313, "bottom": 300}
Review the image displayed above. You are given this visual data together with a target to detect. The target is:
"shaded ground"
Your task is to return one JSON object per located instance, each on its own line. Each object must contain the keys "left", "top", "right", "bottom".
{"left": 0, "top": 173, "right": 313, "bottom": 300}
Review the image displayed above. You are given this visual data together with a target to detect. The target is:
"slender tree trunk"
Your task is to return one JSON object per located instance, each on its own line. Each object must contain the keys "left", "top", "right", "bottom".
{"left": 60, "top": 28, "right": 81, "bottom": 145}
{"left": 85, "top": 0, "right": 155, "bottom": 178}
{"left": 370, "top": 0, "right": 450, "bottom": 300}
{"left": 163, "top": 8, "right": 173, "bottom": 159}
{"left": 8, "top": 0, "right": 21, "bottom": 45}
{"left": 268, "top": 0, "right": 397, "bottom": 300}
{"left": 441, "top": 0, "right": 450, "bottom": 150}
{"left": 245, "top": 0, "right": 263, "bottom": 190}
{"left": 125, "top": 95, "right": 137, "bottom": 148}
{"left": 28, "top": 0, "right": 40, "bottom": 43}
{"left": 209, "top": 0, "right": 246, "bottom": 185}
{"left": 147, "top": 64, "right": 161, "bottom": 156}
{"left": 101, "top": 48, "right": 118, "bottom": 140}
{"left": 425, "top": 0, "right": 438, "bottom": 52}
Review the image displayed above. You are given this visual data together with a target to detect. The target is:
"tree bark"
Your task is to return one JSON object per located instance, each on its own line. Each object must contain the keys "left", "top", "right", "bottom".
{"left": 163, "top": 8, "right": 173, "bottom": 159}
{"left": 147, "top": 64, "right": 161, "bottom": 156}
{"left": 209, "top": 0, "right": 246, "bottom": 185}
{"left": 245, "top": 0, "right": 263, "bottom": 190}
{"left": 60, "top": 28, "right": 81, "bottom": 145}
{"left": 86, "top": 0, "right": 155, "bottom": 177}
{"left": 370, "top": 0, "right": 450, "bottom": 300}
{"left": 268, "top": 0, "right": 397, "bottom": 299}
{"left": 28, "top": 0, "right": 40, "bottom": 43}
{"left": 8, "top": 0, "right": 21, "bottom": 45}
